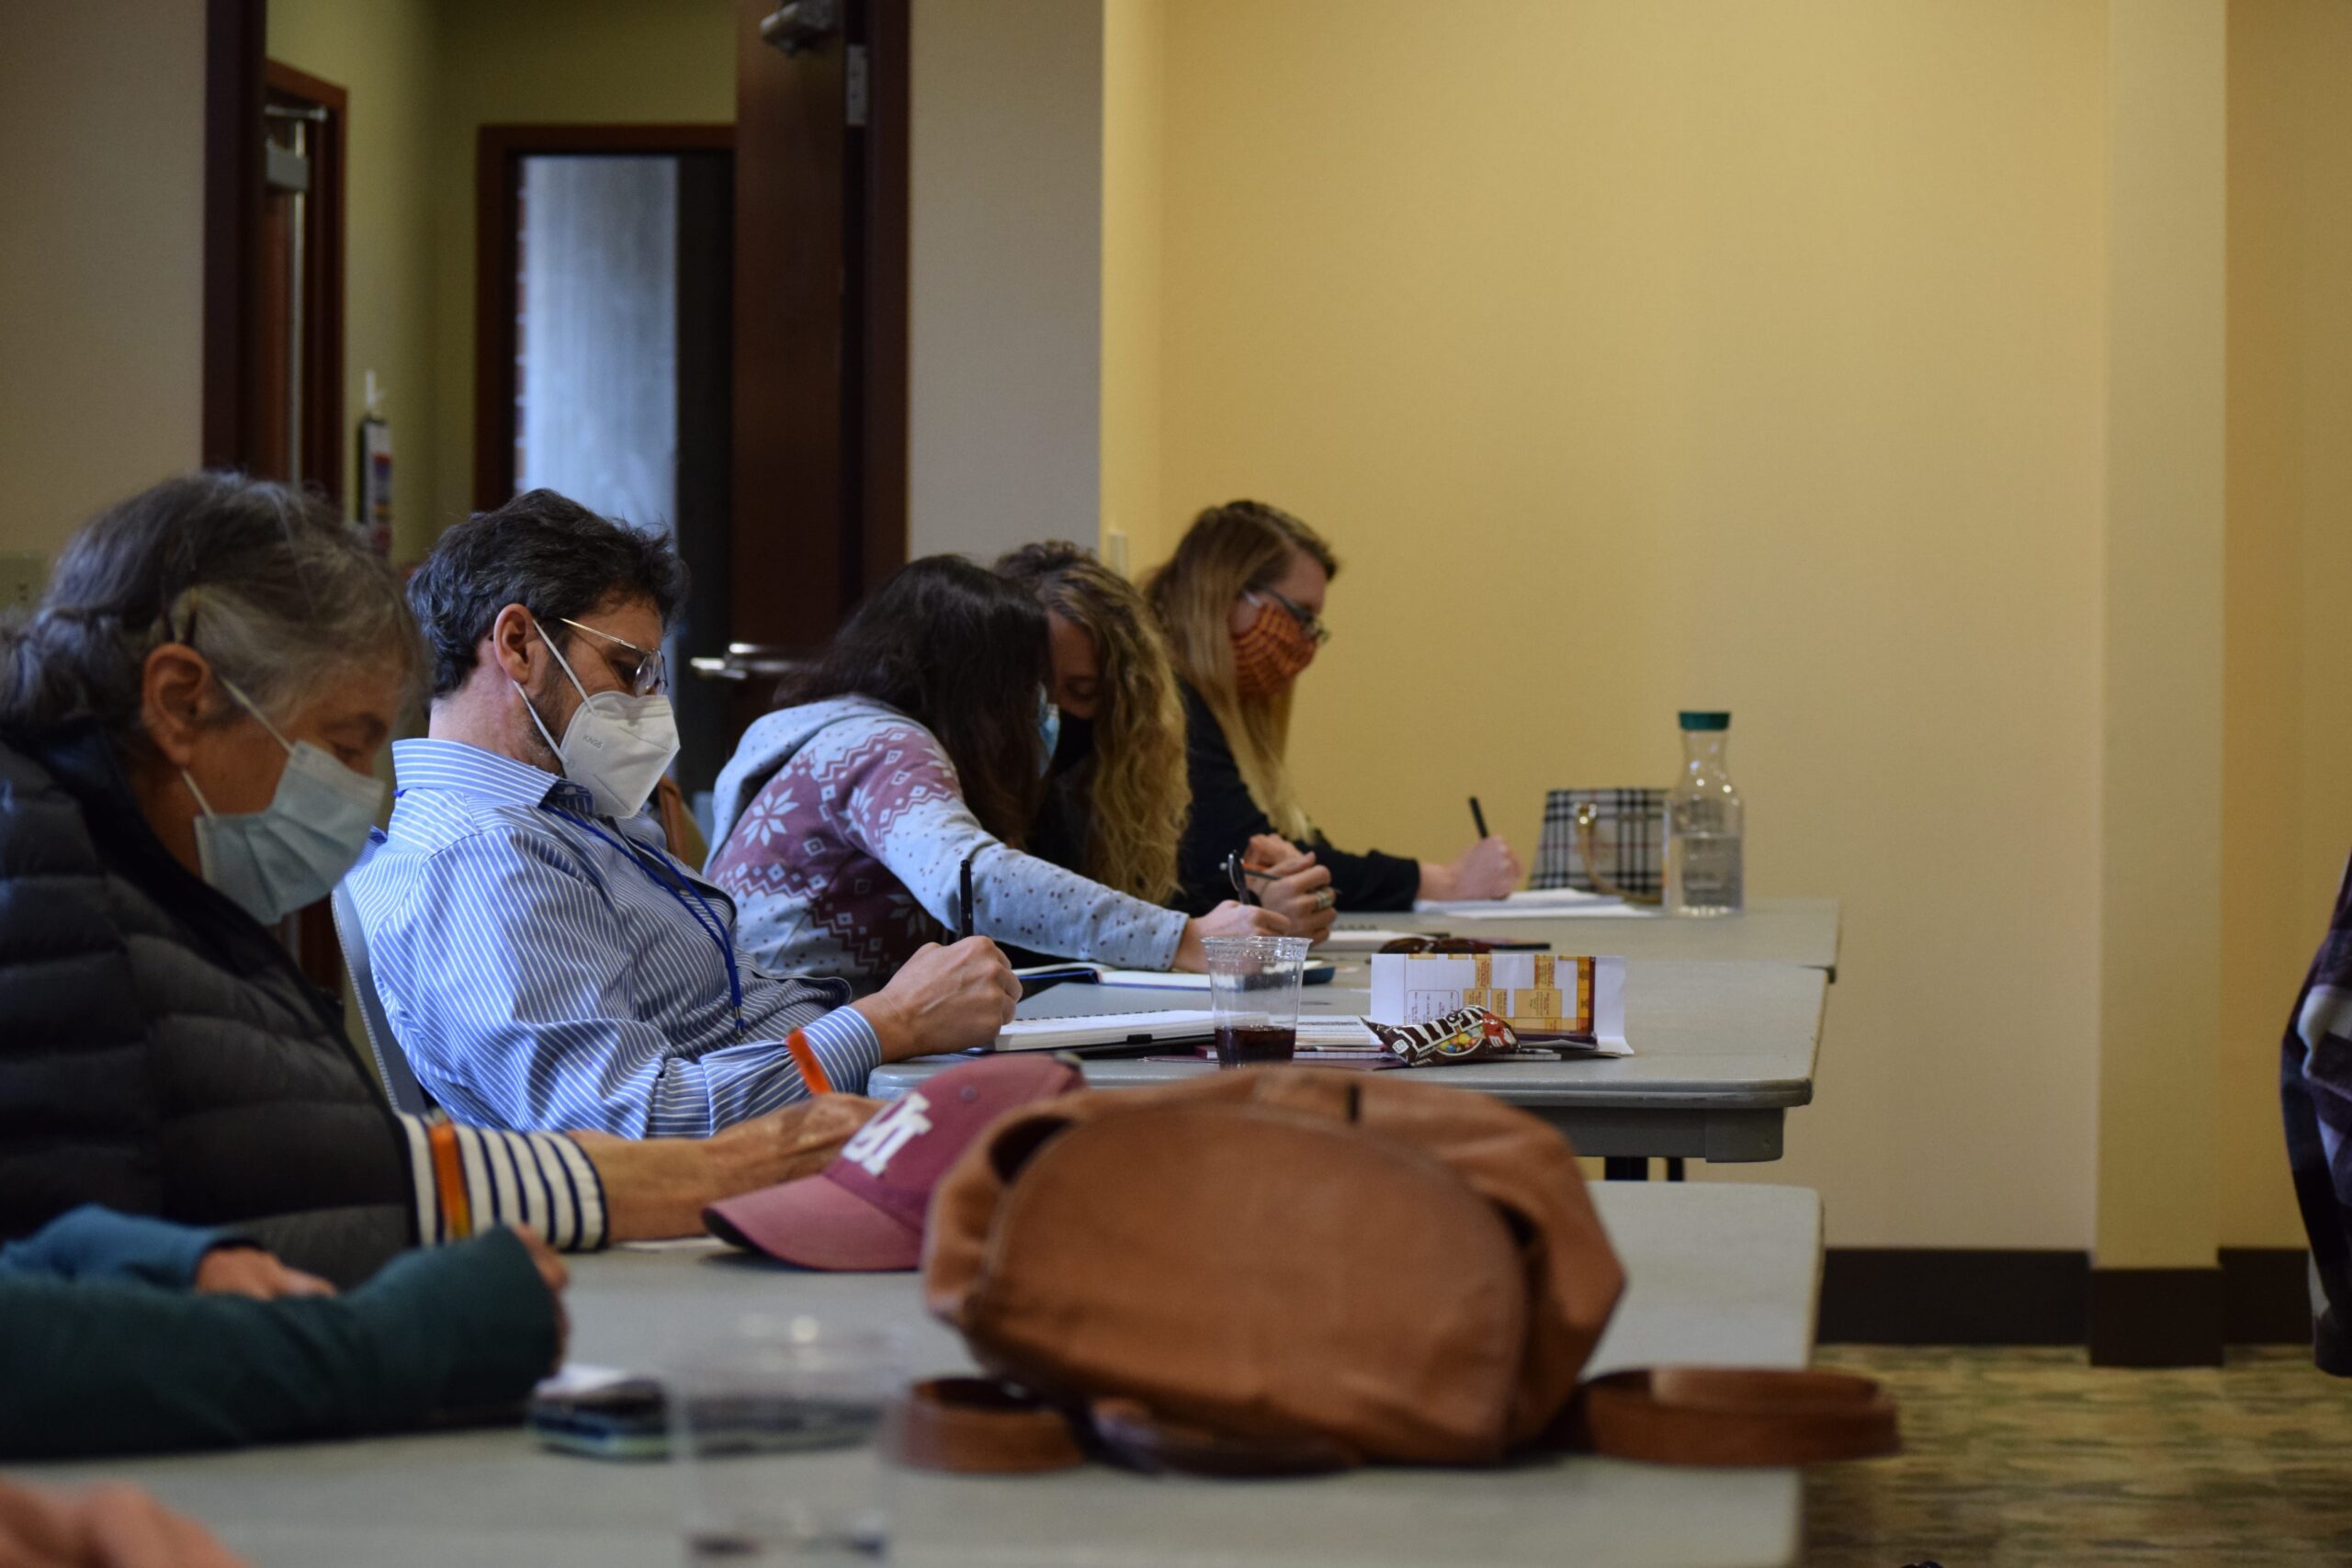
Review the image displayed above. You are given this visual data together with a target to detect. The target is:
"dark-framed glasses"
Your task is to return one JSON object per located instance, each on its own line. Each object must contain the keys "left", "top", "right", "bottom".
{"left": 1245, "top": 588, "right": 1330, "bottom": 648}
{"left": 560, "top": 617, "right": 668, "bottom": 696}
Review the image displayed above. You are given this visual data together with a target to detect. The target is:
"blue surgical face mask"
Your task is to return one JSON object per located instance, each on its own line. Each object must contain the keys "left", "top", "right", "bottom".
{"left": 1036, "top": 692, "right": 1061, "bottom": 778}
{"left": 179, "top": 677, "right": 385, "bottom": 926}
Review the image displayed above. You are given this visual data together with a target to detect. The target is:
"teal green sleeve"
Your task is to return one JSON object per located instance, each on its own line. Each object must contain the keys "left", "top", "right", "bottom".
{"left": 0, "top": 1230, "right": 558, "bottom": 1459}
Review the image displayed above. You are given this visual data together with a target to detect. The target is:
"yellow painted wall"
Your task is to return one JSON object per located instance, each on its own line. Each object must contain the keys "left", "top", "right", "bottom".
{"left": 266, "top": 0, "right": 442, "bottom": 560}
{"left": 2095, "top": 0, "right": 2226, "bottom": 1271}
{"left": 2222, "top": 0, "right": 2352, "bottom": 1248}
{"left": 1100, "top": 0, "right": 1166, "bottom": 570}
{"left": 0, "top": 0, "right": 206, "bottom": 553}
{"left": 1138, "top": 0, "right": 2111, "bottom": 1247}
{"left": 426, "top": 0, "right": 734, "bottom": 541}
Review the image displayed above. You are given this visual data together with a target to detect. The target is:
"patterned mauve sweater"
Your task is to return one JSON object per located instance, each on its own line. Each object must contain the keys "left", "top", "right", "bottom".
{"left": 706, "top": 697, "right": 1187, "bottom": 991}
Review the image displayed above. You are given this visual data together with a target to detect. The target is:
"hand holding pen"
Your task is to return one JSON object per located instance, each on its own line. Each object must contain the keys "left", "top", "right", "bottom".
{"left": 1429, "top": 795, "right": 1521, "bottom": 902}
{"left": 1227, "top": 837, "right": 1338, "bottom": 942}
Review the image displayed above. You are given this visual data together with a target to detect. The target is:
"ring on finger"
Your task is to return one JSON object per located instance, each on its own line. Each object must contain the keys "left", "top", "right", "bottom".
{"left": 1312, "top": 888, "right": 1334, "bottom": 912}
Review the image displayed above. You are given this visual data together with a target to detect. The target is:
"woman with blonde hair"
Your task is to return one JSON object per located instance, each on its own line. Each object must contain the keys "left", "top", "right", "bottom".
{"left": 994, "top": 542, "right": 1333, "bottom": 940}
{"left": 1147, "top": 500, "right": 1521, "bottom": 912}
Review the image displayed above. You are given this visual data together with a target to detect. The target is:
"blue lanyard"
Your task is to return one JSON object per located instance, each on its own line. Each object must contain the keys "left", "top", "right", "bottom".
{"left": 548, "top": 807, "right": 745, "bottom": 1042}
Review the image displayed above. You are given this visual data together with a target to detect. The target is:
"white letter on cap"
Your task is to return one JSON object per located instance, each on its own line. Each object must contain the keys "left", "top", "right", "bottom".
{"left": 842, "top": 1091, "right": 932, "bottom": 1177}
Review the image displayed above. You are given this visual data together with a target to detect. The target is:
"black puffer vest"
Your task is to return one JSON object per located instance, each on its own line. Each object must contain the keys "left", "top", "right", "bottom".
{"left": 0, "top": 725, "right": 413, "bottom": 1283}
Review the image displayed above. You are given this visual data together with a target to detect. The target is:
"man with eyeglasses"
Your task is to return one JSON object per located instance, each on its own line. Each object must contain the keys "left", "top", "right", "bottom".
{"left": 347, "top": 490, "right": 1018, "bottom": 1136}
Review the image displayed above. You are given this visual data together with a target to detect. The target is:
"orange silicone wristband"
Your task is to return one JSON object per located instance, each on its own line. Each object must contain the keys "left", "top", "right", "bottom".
{"left": 784, "top": 1028, "right": 834, "bottom": 1096}
{"left": 426, "top": 1121, "right": 474, "bottom": 1240}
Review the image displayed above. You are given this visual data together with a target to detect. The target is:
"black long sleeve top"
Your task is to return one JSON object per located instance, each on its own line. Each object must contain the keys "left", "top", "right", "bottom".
{"left": 1173, "top": 683, "right": 1421, "bottom": 915}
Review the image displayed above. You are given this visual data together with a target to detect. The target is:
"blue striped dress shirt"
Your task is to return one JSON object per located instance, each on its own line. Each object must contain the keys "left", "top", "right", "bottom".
{"left": 348, "top": 739, "right": 880, "bottom": 1136}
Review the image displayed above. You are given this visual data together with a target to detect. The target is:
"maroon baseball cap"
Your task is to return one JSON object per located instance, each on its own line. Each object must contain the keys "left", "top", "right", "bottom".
{"left": 705, "top": 1054, "right": 1083, "bottom": 1271}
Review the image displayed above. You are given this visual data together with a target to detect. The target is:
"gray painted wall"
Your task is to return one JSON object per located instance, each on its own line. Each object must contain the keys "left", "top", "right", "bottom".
{"left": 908, "top": 0, "right": 1103, "bottom": 565}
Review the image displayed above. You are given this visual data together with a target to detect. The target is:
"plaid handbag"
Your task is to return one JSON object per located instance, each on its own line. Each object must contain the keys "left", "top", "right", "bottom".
{"left": 1533, "top": 789, "right": 1665, "bottom": 902}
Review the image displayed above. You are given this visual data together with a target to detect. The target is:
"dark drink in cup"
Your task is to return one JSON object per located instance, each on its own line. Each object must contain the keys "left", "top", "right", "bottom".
{"left": 1202, "top": 935, "right": 1313, "bottom": 1071}
{"left": 1214, "top": 1024, "right": 1297, "bottom": 1066}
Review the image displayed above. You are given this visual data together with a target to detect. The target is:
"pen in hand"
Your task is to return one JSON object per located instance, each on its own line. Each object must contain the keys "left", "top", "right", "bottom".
{"left": 958, "top": 852, "right": 977, "bottom": 942}
{"left": 1225, "top": 852, "right": 1279, "bottom": 905}
{"left": 1469, "top": 796, "right": 1490, "bottom": 840}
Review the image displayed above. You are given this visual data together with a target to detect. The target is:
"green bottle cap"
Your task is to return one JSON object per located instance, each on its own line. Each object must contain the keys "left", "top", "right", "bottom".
{"left": 1678, "top": 711, "right": 1731, "bottom": 731}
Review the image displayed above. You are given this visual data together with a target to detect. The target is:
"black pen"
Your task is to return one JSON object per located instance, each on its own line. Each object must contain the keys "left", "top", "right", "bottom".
{"left": 958, "top": 852, "right": 977, "bottom": 942}
{"left": 1225, "top": 852, "right": 1275, "bottom": 906}
{"left": 1469, "top": 796, "right": 1489, "bottom": 840}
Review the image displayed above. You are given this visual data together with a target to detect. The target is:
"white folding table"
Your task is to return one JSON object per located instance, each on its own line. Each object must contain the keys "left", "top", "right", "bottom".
{"left": 25, "top": 1183, "right": 1826, "bottom": 1568}
{"left": 875, "top": 958, "right": 1825, "bottom": 1168}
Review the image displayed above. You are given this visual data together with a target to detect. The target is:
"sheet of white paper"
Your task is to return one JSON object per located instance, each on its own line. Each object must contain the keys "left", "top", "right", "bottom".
{"left": 1593, "top": 953, "right": 1629, "bottom": 1050}
{"left": 1313, "top": 928, "right": 1428, "bottom": 952}
{"left": 1432, "top": 901, "right": 1658, "bottom": 919}
{"left": 1093, "top": 969, "right": 1211, "bottom": 989}
{"left": 1415, "top": 887, "right": 1619, "bottom": 913}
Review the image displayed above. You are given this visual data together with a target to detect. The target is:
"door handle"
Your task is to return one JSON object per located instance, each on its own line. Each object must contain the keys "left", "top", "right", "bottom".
{"left": 759, "top": 0, "right": 838, "bottom": 54}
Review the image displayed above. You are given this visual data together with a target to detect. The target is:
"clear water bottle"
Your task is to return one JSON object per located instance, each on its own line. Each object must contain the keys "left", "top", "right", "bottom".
{"left": 1667, "top": 711, "right": 1744, "bottom": 917}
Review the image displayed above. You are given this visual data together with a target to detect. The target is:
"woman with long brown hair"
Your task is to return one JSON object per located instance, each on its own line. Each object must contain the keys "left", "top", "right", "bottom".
{"left": 1148, "top": 500, "right": 1521, "bottom": 912}
{"left": 707, "top": 556, "right": 1286, "bottom": 989}
{"left": 995, "top": 542, "right": 1335, "bottom": 940}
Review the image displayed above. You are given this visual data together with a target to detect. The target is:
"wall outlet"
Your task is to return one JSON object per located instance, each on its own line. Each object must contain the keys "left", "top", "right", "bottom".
{"left": 0, "top": 552, "right": 46, "bottom": 616}
{"left": 1103, "top": 528, "right": 1130, "bottom": 576}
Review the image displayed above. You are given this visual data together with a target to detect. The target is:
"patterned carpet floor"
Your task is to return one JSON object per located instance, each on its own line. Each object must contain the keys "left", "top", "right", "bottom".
{"left": 1801, "top": 1347, "right": 2352, "bottom": 1567}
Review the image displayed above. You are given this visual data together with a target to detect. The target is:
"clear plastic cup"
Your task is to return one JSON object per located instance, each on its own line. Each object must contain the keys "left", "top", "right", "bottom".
{"left": 665, "top": 1317, "right": 902, "bottom": 1565}
{"left": 1202, "top": 934, "right": 1313, "bottom": 1068}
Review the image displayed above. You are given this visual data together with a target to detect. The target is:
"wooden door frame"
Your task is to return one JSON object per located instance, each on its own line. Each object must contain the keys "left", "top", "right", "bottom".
{"left": 203, "top": 0, "right": 267, "bottom": 469}
{"left": 852, "top": 0, "right": 912, "bottom": 608}
{"left": 470, "top": 123, "right": 738, "bottom": 512}
{"left": 202, "top": 5, "right": 350, "bottom": 501}
{"left": 729, "top": 0, "right": 910, "bottom": 654}
{"left": 265, "top": 59, "right": 349, "bottom": 504}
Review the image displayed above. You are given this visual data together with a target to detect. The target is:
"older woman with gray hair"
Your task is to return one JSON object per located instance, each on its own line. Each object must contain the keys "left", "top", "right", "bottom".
{"left": 0, "top": 474, "right": 873, "bottom": 1290}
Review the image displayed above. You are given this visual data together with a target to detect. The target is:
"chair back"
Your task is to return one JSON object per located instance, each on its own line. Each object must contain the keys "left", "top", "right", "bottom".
{"left": 331, "top": 832, "right": 434, "bottom": 1115}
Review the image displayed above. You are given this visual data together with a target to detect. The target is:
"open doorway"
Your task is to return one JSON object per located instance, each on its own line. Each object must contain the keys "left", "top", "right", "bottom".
{"left": 474, "top": 126, "right": 736, "bottom": 806}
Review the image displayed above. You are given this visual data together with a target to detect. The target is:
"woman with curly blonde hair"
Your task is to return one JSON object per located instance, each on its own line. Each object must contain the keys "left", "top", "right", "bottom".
{"left": 1000, "top": 540, "right": 1335, "bottom": 940}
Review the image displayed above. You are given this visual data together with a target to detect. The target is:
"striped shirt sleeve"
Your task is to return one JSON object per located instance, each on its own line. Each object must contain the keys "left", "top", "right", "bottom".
{"left": 646, "top": 1003, "right": 883, "bottom": 1136}
{"left": 380, "top": 826, "right": 856, "bottom": 1135}
{"left": 395, "top": 1114, "right": 609, "bottom": 1251}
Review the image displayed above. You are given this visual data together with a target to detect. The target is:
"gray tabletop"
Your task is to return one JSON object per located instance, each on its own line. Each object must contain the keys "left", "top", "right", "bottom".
{"left": 875, "top": 959, "right": 1826, "bottom": 1164}
{"left": 28, "top": 1183, "right": 1822, "bottom": 1568}
{"left": 1335, "top": 897, "right": 1841, "bottom": 976}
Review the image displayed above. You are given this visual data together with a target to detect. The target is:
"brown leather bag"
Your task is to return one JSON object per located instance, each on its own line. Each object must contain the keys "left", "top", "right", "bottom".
{"left": 910, "top": 1068, "right": 1894, "bottom": 1474}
